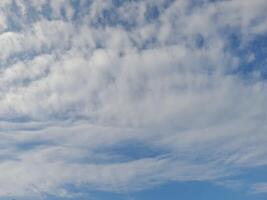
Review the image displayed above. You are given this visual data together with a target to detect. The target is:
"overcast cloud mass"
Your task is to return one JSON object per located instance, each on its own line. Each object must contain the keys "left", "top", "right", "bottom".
{"left": 0, "top": 0, "right": 267, "bottom": 199}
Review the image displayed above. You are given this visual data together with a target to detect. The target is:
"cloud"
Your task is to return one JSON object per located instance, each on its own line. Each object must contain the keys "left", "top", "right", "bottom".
{"left": 251, "top": 183, "right": 267, "bottom": 194}
{"left": 0, "top": 0, "right": 267, "bottom": 199}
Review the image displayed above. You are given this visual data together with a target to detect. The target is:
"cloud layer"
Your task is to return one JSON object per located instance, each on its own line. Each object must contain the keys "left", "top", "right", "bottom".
{"left": 0, "top": 0, "right": 267, "bottom": 199}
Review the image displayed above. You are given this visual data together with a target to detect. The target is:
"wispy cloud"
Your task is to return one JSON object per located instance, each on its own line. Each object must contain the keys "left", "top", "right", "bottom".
{"left": 251, "top": 183, "right": 267, "bottom": 194}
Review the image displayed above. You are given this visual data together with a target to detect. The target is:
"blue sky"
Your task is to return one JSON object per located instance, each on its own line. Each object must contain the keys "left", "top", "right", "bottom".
{"left": 0, "top": 0, "right": 267, "bottom": 199}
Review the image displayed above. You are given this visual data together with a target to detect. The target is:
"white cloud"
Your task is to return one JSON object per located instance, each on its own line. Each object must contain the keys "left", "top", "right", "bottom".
{"left": 0, "top": 0, "right": 267, "bottom": 198}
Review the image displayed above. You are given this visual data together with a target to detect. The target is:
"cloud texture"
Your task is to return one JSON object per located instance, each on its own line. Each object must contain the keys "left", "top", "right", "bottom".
{"left": 0, "top": 0, "right": 267, "bottom": 198}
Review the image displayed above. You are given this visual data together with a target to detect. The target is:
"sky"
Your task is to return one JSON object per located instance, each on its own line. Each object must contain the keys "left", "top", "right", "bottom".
{"left": 0, "top": 0, "right": 267, "bottom": 199}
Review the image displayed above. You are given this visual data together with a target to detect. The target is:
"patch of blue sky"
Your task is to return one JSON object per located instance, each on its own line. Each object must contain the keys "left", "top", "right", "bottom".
{"left": 227, "top": 166, "right": 267, "bottom": 186}
{"left": 51, "top": 181, "right": 267, "bottom": 200}
{"left": 91, "top": 0, "right": 173, "bottom": 30}
{"left": 0, "top": 115, "right": 33, "bottom": 123}
{"left": 40, "top": 1, "right": 54, "bottom": 21}
{"left": 15, "top": 140, "right": 53, "bottom": 151}
{"left": 144, "top": 5, "right": 160, "bottom": 22}
{"left": 112, "top": 0, "right": 140, "bottom": 7}
{"left": 225, "top": 33, "right": 267, "bottom": 80}
{"left": 97, "top": 141, "right": 169, "bottom": 162}
{"left": 70, "top": 0, "right": 92, "bottom": 21}
{"left": 92, "top": 9, "right": 136, "bottom": 30}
